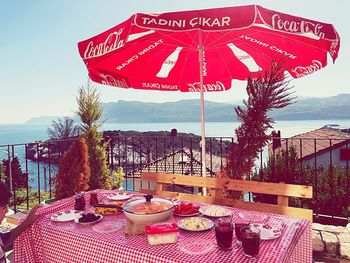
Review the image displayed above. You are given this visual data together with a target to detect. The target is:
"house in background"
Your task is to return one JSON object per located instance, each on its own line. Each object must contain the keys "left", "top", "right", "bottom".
{"left": 126, "top": 147, "right": 224, "bottom": 191}
{"left": 270, "top": 126, "right": 350, "bottom": 168}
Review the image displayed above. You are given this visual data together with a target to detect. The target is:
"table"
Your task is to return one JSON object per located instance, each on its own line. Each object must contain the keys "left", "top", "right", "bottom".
{"left": 14, "top": 191, "right": 312, "bottom": 263}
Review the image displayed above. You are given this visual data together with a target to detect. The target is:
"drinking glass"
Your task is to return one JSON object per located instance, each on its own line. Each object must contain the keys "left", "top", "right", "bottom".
{"left": 240, "top": 226, "right": 260, "bottom": 258}
{"left": 215, "top": 217, "right": 233, "bottom": 250}
{"left": 90, "top": 192, "right": 99, "bottom": 206}
{"left": 234, "top": 221, "right": 249, "bottom": 245}
{"left": 74, "top": 192, "right": 86, "bottom": 211}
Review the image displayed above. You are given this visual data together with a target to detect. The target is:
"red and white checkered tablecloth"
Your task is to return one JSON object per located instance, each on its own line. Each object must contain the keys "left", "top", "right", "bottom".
{"left": 14, "top": 191, "right": 312, "bottom": 263}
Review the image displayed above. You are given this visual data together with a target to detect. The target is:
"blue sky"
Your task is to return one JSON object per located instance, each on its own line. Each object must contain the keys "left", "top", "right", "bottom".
{"left": 0, "top": 0, "right": 348, "bottom": 124}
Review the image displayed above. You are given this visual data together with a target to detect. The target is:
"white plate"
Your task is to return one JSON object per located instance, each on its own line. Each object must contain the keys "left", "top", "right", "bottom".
{"left": 74, "top": 214, "right": 103, "bottom": 225}
{"left": 199, "top": 206, "right": 232, "bottom": 218}
{"left": 50, "top": 210, "right": 83, "bottom": 222}
{"left": 238, "top": 212, "right": 267, "bottom": 222}
{"left": 178, "top": 217, "right": 214, "bottom": 231}
{"left": 0, "top": 224, "right": 14, "bottom": 233}
{"left": 251, "top": 223, "right": 282, "bottom": 240}
{"left": 174, "top": 211, "right": 200, "bottom": 217}
{"left": 106, "top": 193, "right": 133, "bottom": 201}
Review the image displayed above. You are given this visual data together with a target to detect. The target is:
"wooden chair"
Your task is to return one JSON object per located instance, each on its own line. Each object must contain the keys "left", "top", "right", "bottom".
{"left": 140, "top": 172, "right": 313, "bottom": 221}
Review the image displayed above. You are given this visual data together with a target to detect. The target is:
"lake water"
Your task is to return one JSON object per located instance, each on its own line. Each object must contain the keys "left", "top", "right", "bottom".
{"left": 1, "top": 120, "right": 350, "bottom": 191}
{"left": 2, "top": 119, "right": 350, "bottom": 146}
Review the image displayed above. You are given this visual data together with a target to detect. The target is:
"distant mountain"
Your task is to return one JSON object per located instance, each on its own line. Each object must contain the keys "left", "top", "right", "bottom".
{"left": 26, "top": 116, "right": 59, "bottom": 124}
{"left": 26, "top": 94, "right": 350, "bottom": 124}
{"left": 101, "top": 99, "right": 237, "bottom": 123}
{"left": 26, "top": 116, "right": 79, "bottom": 124}
{"left": 270, "top": 94, "right": 350, "bottom": 120}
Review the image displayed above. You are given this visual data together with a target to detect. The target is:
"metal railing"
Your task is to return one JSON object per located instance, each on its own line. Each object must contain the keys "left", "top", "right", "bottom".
{"left": 1, "top": 134, "right": 349, "bottom": 224}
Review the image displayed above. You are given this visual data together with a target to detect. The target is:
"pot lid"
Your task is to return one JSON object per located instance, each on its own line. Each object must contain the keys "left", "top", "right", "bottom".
{"left": 123, "top": 195, "right": 174, "bottom": 214}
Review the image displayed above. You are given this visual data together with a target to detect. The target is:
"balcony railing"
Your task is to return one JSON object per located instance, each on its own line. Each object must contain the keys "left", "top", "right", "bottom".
{"left": 1, "top": 134, "right": 349, "bottom": 225}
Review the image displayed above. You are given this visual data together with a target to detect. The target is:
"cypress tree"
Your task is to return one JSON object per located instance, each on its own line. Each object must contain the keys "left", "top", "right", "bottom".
{"left": 76, "top": 81, "right": 113, "bottom": 190}
{"left": 55, "top": 137, "right": 90, "bottom": 199}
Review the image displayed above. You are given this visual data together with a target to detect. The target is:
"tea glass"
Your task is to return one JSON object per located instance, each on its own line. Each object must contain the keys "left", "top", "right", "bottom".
{"left": 240, "top": 226, "right": 260, "bottom": 258}
{"left": 215, "top": 217, "right": 233, "bottom": 250}
{"left": 234, "top": 221, "right": 250, "bottom": 245}
{"left": 89, "top": 192, "right": 99, "bottom": 206}
{"left": 74, "top": 192, "right": 86, "bottom": 211}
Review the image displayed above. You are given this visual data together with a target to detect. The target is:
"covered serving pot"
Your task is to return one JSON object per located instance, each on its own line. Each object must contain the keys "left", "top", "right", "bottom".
{"left": 123, "top": 195, "right": 174, "bottom": 224}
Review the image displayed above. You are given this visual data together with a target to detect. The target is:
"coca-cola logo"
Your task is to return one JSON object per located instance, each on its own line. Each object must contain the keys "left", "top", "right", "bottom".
{"left": 84, "top": 29, "right": 125, "bottom": 59}
{"left": 187, "top": 81, "right": 226, "bottom": 92}
{"left": 271, "top": 14, "right": 325, "bottom": 38}
{"left": 100, "top": 74, "right": 129, "bottom": 88}
{"left": 291, "top": 60, "right": 322, "bottom": 78}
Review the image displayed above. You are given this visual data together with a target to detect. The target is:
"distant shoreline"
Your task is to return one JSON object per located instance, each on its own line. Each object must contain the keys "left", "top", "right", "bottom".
{"left": 2, "top": 120, "right": 350, "bottom": 146}
{"left": 18, "top": 95, "right": 350, "bottom": 125}
{"left": 23, "top": 118, "right": 350, "bottom": 125}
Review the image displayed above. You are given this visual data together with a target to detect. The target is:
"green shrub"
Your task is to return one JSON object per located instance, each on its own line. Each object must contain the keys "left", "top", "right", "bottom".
{"left": 76, "top": 82, "right": 113, "bottom": 190}
{"left": 253, "top": 146, "right": 350, "bottom": 218}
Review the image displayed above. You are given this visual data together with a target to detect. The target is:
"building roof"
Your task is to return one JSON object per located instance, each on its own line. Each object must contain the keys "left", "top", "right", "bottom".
{"left": 271, "top": 127, "right": 350, "bottom": 160}
{"left": 127, "top": 147, "right": 224, "bottom": 177}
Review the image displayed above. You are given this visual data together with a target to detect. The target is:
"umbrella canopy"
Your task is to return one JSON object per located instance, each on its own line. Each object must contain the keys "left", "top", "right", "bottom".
{"left": 78, "top": 5, "right": 340, "bottom": 185}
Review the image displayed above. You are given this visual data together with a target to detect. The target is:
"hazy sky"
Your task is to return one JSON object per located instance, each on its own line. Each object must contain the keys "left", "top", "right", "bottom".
{"left": 0, "top": 0, "right": 348, "bottom": 124}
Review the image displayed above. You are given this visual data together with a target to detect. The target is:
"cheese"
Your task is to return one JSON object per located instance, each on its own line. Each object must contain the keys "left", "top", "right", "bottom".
{"left": 147, "top": 233, "right": 178, "bottom": 245}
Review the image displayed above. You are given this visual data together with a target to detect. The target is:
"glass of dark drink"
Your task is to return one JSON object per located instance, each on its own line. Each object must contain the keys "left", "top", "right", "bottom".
{"left": 90, "top": 192, "right": 98, "bottom": 206}
{"left": 234, "top": 222, "right": 249, "bottom": 245}
{"left": 215, "top": 217, "right": 233, "bottom": 250}
{"left": 240, "top": 226, "right": 260, "bottom": 258}
{"left": 74, "top": 192, "right": 86, "bottom": 211}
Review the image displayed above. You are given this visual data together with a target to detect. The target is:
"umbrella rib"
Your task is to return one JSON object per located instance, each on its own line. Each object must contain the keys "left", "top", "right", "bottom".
{"left": 214, "top": 48, "right": 236, "bottom": 83}
{"left": 216, "top": 30, "right": 275, "bottom": 61}
{"left": 149, "top": 29, "right": 199, "bottom": 51}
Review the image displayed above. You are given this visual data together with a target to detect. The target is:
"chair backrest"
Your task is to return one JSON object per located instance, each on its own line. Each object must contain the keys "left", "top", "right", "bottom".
{"left": 140, "top": 172, "right": 313, "bottom": 221}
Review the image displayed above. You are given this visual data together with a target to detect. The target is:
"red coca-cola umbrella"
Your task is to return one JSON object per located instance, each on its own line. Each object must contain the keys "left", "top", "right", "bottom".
{"left": 78, "top": 5, "right": 340, "bottom": 184}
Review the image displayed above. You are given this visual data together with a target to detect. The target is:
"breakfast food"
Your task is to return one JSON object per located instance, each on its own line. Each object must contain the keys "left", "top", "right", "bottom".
{"left": 145, "top": 223, "right": 179, "bottom": 245}
{"left": 78, "top": 213, "right": 101, "bottom": 223}
{"left": 181, "top": 217, "right": 208, "bottom": 231}
{"left": 131, "top": 201, "right": 172, "bottom": 214}
{"left": 174, "top": 202, "right": 200, "bottom": 215}
{"left": 94, "top": 204, "right": 122, "bottom": 215}
{"left": 202, "top": 206, "right": 229, "bottom": 217}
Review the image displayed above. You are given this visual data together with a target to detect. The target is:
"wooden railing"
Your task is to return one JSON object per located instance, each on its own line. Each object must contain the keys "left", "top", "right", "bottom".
{"left": 140, "top": 172, "right": 313, "bottom": 221}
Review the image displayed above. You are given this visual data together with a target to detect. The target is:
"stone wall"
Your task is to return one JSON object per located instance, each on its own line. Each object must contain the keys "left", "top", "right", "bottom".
{"left": 313, "top": 223, "right": 350, "bottom": 258}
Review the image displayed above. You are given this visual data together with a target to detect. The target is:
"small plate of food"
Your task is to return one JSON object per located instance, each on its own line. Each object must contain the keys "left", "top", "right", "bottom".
{"left": 50, "top": 210, "right": 83, "bottom": 222}
{"left": 0, "top": 224, "right": 14, "bottom": 233}
{"left": 74, "top": 213, "right": 103, "bottom": 225}
{"left": 174, "top": 202, "right": 200, "bottom": 217}
{"left": 106, "top": 192, "right": 133, "bottom": 201}
{"left": 251, "top": 223, "right": 282, "bottom": 240}
{"left": 177, "top": 217, "right": 214, "bottom": 232}
{"left": 199, "top": 205, "right": 231, "bottom": 218}
{"left": 94, "top": 203, "right": 123, "bottom": 215}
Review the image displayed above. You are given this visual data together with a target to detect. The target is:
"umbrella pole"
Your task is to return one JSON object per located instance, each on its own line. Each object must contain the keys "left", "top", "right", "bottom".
{"left": 199, "top": 31, "right": 207, "bottom": 196}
